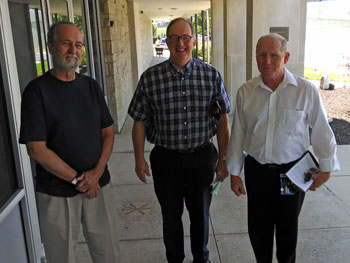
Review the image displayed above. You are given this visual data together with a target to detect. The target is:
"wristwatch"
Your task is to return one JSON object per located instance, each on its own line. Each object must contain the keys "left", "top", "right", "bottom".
{"left": 219, "top": 155, "right": 227, "bottom": 161}
{"left": 71, "top": 171, "right": 82, "bottom": 185}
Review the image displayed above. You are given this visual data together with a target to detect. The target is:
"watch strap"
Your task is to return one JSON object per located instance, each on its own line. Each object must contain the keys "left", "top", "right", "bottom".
{"left": 219, "top": 155, "right": 227, "bottom": 161}
{"left": 71, "top": 171, "right": 82, "bottom": 185}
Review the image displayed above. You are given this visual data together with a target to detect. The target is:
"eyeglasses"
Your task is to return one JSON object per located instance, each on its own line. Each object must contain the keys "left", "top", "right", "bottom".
{"left": 167, "top": 35, "right": 193, "bottom": 43}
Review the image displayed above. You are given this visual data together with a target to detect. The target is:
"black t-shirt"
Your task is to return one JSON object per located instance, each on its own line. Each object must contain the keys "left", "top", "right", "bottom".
{"left": 19, "top": 72, "right": 114, "bottom": 197}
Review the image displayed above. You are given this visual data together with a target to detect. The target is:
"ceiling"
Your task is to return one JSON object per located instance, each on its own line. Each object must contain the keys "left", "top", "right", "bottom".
{"left": 134, "top": 0, "right": 211, "bottom": 20}
{"left": 10, "top": 0, "right": 210, "bottom": 21}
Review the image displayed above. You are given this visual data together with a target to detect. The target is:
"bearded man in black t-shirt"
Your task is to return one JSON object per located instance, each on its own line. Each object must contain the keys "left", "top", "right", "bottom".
{"left": 19, "top": 21, "right": 120, "bottom": 263}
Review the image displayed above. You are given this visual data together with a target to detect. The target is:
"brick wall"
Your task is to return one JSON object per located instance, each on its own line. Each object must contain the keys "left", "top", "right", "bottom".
{"left": 100, "top": 0, "right": 133, "bottom": 132}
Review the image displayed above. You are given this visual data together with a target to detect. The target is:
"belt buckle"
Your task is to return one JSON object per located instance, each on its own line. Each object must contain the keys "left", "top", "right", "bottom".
{"left": 266, "top": 163, "right": 280, "bottom": 171}
{"left": 178, "top": 140, "right": 210, "bottom": 154}
{"left": 178, "top": 148, "right": 194, "bottom": 154}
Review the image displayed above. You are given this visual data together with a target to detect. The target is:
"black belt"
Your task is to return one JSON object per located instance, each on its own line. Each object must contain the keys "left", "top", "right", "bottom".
{"left": 156, "top": 140, "right": 212, "bottom": 155}
{"left": 246, "top": 155, "right": 299, "bottom": 172}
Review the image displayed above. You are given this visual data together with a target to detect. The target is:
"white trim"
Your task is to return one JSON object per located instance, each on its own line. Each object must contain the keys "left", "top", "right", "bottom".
{"left": 0, "top": 1, "right": 43, "bottom": 262}
{"left": 82, "top": 0, "right": 96, "bottom": 78}
{"left": 66, "top": 0, "right": 74, "bottom": 22}
{"left": 0, "top": 190, "right": 25, "bottom": 224}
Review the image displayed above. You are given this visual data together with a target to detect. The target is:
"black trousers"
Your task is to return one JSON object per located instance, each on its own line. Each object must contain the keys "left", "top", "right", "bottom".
{"left": 150, "top": 143, "right": 218, "bottom": 263}
{"left": 244, "top": 155, "right": 305, "bottom": 263}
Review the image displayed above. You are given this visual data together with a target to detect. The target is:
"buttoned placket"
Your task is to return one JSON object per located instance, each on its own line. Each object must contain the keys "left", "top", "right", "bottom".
{"left": 265, "top": 90, "right": 277, "bottom": 163}
{"left": 180, "top": 72, "right": 189, "bottom": 148}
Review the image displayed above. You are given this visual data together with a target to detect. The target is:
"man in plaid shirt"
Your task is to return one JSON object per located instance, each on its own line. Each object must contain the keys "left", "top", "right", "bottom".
{"left": 128, "top": 17, "right": 231, "bottom": 263}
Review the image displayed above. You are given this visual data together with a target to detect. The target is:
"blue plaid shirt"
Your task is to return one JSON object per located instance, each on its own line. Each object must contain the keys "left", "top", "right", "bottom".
{"left": 128, "top": 58, "right": 231, "bottom": 150}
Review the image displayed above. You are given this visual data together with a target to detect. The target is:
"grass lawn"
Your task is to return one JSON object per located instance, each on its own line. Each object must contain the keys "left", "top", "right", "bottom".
{"left": 304, "top": 67, "right": 350, "bottom": 82}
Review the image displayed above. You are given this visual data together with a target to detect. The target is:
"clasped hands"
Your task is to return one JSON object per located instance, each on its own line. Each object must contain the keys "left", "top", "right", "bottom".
{"left": 75, "top": 169, "right": 101, "bottom": 199}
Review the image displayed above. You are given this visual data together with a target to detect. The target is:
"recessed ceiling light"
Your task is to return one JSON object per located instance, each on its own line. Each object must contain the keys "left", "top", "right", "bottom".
{"left": 170, "top": 8, "right": 178, "bottom": 10}
{"left": 158, "top": 8, "right": 162, "bottom": 10}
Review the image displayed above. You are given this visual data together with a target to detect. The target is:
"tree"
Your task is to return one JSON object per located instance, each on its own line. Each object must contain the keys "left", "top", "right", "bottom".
{"left": 152, "top": 24, "right": 157, "bottom": 38}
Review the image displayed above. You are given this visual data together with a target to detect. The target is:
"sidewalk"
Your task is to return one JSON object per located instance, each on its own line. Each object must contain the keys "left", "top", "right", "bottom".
{"left": 75, "top": 115, "right": 350, "bottom": 263}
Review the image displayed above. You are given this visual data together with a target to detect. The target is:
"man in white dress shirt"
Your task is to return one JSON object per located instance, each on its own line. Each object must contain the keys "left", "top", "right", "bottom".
{"left": 227, "top": 33, "right": 339, "bottom": 263}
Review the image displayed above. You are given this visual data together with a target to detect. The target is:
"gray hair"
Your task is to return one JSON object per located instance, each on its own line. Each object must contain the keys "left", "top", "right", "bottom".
{"left": 47, "top": 21, "right": 81, "bottom": 44}
{"left": 166, "top": 17, "right": 194, "bottom": 37}
{"left": 256, "top": 33, "right": 288, "bottom": 52}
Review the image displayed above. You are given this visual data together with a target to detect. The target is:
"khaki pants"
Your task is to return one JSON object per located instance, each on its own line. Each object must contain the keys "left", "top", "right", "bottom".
{"left": 37, "top": 183, "right": 120, "bottom": 263}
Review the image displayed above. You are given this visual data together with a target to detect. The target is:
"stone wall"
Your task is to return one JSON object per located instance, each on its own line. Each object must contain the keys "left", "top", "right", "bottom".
{"left": 139, "top": 13, "right": 153, "bottom": 73}
{"left": 100, "top": 0, "right": 134, "bottom": 132}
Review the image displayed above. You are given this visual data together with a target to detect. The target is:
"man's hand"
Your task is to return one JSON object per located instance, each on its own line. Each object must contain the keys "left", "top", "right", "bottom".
{"left": 85, "top": 183, "right": 100, "bottom": 199}
{"left": 216, "top": 160, "right": 229, "bottom": 181}
{"left": 135, "top": 158, "right": 150, "bottom": 183}
{"left": 309, "top": 171, "right": 331, "bottom": 191}
{"left": 76, "top": 169, "right": 100, "bottom": 193}
{"left": 231, "top": 175, "right": 246, "bottom": 196}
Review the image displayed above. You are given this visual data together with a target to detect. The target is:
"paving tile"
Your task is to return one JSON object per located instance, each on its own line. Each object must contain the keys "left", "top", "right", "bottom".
{"left": 297, "top": 227, "right": 350, "bottom": 262}
{"left": 113, "top": 184, "right": 195, "bottom": 240}
{"left": 108, "top": 152, "right": 154, "bottom": 186}
{"left": 215, "top": 233, "right": 256, "bottom": 263}
{"left": 299, "top": 186, "right": 350, "bottom": 229}
{"left": 113, "top": 132, "right": 153, "bottom": 153}
{"left": 120, "top": 235, "right": 219, "bottom": 263}
{"left": 212, "top": 175, "right": 350, "bottom": 234}
{"left": 113, "top": 184, "right": 163, "bottom": 240}
{"left": 210, "top": 179, "right": 249, "bottom": 235}
{"left": 215, "top": 227, "right": 350, "bottom": 263}
{"left": 325, "top": 176, "right": 350, "bottom": 210}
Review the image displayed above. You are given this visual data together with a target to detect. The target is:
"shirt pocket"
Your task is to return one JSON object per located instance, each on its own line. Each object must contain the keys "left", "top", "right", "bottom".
{"left": 282, "top": 109, "right": 306, "bottom": 136}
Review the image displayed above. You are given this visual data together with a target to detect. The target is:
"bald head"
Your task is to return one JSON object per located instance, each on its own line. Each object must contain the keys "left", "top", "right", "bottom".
{"left": 255, "top": 33, "right": 290, "bottom": 89}
{"left": 256, "top": 33, "right": 288, "bottom": 53}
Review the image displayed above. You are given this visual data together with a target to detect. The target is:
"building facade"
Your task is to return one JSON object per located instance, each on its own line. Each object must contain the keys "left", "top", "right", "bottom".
{"left": 0, "top": 0, "right": 309, "bottom": 262}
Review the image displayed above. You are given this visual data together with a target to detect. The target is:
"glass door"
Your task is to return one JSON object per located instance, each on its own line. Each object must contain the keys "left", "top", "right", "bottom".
{"left": 46, "top": 0, "right": 106, "bottom": 92}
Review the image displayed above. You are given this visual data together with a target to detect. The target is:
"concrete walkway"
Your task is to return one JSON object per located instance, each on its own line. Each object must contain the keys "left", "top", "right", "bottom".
{"left": 75, "top": 115, "right": 350, "bottom": 263}
{"left": 75, "top": 57, "right": 350, "bottom": 262}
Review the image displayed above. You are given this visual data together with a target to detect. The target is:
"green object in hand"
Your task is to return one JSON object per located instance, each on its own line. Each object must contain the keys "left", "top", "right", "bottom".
{"left": 212, "top": 181, "right": 221, "bottom": 196}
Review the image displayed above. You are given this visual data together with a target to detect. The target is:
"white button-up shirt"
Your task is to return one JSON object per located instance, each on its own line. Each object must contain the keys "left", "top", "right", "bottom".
{"left": 227, "top": 68, "right": 340, "bottom": 176}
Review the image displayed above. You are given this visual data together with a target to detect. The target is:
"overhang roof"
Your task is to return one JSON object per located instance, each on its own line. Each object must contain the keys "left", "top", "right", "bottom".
{"left": 134, "top": 0, "right": 211, "bottom": 20}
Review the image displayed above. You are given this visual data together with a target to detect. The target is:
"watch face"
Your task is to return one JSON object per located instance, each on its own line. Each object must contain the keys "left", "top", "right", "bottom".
{"left": 71, "top": 178, "right": 78, "bottom": 185}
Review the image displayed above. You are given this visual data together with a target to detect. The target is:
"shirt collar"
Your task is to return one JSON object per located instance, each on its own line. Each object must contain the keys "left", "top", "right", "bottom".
{"left": 168, "top": 58, "right": 194, "bottom": 77}
{"left": 255, "top": 68, "right": 298, "bottom": 92}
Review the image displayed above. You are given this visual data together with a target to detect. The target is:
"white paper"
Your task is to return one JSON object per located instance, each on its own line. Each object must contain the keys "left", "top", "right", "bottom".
{"left": 285, "top": 152, "right": 318, "bottom": 192}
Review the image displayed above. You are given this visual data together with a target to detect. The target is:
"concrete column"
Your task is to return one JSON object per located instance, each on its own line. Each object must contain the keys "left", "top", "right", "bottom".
{"left": 246, "top": 0, "right": 253, "bottom": 81}
{"left": 222, "top": 0, "right": 307, "bottom": 107}
{"left": 127, "top": 0, "right": 142, "bottom": 88}
{"left": 224, "top": 0, "right": 247, "bottom": 106}
{"left": 211, "top": 0, "right": 224, "bottom": 77}
{"left": 251, "top": 0, "right": 307, "bottom": 77}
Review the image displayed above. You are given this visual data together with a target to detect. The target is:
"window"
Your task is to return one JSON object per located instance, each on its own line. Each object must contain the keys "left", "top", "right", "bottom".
{"left": 0, "top": 69, "right": 18, "bottom": 209}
